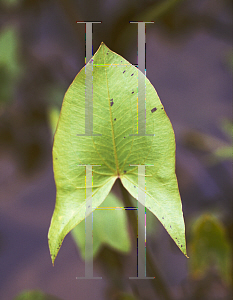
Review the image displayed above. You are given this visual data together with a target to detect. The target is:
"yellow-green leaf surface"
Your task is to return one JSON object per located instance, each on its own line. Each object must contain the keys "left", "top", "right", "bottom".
{"left": 71, "top": 192, "right": 131, "bottom": 260}
{"left": 48, "top": 42, "right": 187, "bottom": 263}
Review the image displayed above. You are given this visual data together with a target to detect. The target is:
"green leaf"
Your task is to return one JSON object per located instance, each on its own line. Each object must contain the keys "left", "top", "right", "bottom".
{"left": 188, "top": 214, "right": 232, "bottom": 285}
{"left": 71, "top": 192, "right": 131, "bottom": 260}
{"left": 14, "top": 290, "right": 62, "bottom": 300}
{"left": 48, "top": 42, "right": 187, "bottom": 264}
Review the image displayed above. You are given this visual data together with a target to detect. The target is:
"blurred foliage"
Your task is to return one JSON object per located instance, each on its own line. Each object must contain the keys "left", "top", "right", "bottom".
{"left": 0, "top": 26, "right": 20, "bottom": 75}
{"left": 0, "top": 0, "right": 21, "bottom": 7}
{"left": 111, "top": 0, "right": 185, "bottom": 51}
{"left": 220, "top": 118, "right": 233, "bottom": 137}
{"left": 46, "top": 86, "right": 67, "bottom": 137}
{"left": 213, "top": 119, "right": 233, "bottom": 161}
{"left": 14, "top": 290, "right": 62, "bottom": 300}
{"left": 188, "top": 214, "right": 232, "bottom": 285}
{"left": 47, "top": 106, "right": 60, "bottom": 137}
{"left": 138, "top": 0, "right": 184, "bottom": 21}
{"left": 111, "top": 292, "right": 138, "bottom": 300}
{"left": 46, "top": 85, "right": 66, "bottom": 108}
{"left": 183, "top": 118, "right": 232, "bottom": 164}
{"left": 0, "top": 25, "right": 21, "bottom": 108}
{"left": 71, "top": 192, "right": 131, "bottom": 260}
{"left": 213, "top": 146, "right": 232, "bottom": 161}
{"left": 230, "top": 51, "right": 233, "bottom": 69}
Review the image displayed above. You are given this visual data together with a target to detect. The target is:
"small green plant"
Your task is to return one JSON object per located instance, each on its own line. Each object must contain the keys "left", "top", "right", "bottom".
{"left": 48, "top": 42, "right": 187, "bottom": 265}
{"left": 188, "top": 213, "right": 232, "bottom": 285}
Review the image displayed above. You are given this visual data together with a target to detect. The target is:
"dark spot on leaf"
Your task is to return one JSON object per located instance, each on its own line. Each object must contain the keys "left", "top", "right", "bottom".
{"left": 131, "top": 73, "right": 134, "bottom": 76}
{"left": 124, "top": 137, "right": 125, "bottom": 138}
{"left": 124, "top": 170, "right": 126, "bottom": 174}
{"left": 123, "top": 70, "right": 125, "bottom": 73}
{"left": 88, "top": 205, "right": 90, "bottom": 208}
{"left": 132, "top": 91, "right": 134, "bottom": 94}
{"left": 161, "top": 107, "right": 164, "bottom": 110}
{"left": 121, "top": 61, "right": 122, "bottom": 63}
{"left": 114, "top": 118, "right": 116, "bottom": 121}
{"left": 134, "top": 186, "right": 136, "bottom": 188}
{"left": 170, "top": 226, "right": 172, "bottom": 228}
{"left": 162, "top": 217, "right": 164, "bottom": 219}
{"left": 110, "top": 99, "right": 114, "bottom": 106}
{"left": 151, "top": 107, "right": 157, "bottom": 113}
{"left": 181, "top": 245, "right": 183, "bottom": 247}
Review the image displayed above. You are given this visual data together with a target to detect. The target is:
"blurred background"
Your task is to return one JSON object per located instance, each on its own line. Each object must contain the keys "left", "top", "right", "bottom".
{"left": 0, "top": 0, "right": 232, "bottom": 299}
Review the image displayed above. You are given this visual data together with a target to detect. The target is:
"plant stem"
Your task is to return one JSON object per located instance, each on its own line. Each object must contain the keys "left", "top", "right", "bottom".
{"left": 118, "top": 179, "right": 174, "bottom": 300}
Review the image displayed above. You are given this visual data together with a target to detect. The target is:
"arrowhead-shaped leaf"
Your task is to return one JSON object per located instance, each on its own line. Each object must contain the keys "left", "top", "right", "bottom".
{"left": 48, "top": 42, "right": 187, "bottom": 264}
{"left": 71, "top": 192, "right": 131, "bottom": 260}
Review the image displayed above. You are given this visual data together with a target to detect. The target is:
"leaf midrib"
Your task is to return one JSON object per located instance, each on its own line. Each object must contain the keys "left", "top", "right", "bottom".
{"left": 103, "top": 45, "right": 120, "bottom": 176}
